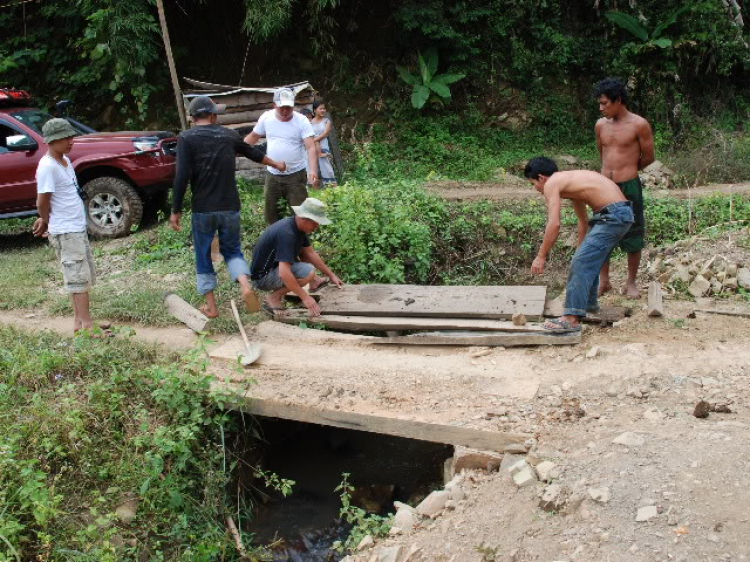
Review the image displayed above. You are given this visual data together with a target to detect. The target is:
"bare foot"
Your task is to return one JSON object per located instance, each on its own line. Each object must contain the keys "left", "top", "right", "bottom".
{"left": 598, "top": 280, "right": 613, "bottom": 297}
{"left": 262, "top": 296, "right": 288, "bottom": 317}
{"left": 621, "top": 283, "right": 641, "bottom": 299}
{"left": 199, "top": 304, "right": 219, "bottom": 318}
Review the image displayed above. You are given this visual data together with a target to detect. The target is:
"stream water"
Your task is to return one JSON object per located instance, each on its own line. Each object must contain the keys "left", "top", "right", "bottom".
{"left": 246, "top": 418, "right": 452, "bottom": 561}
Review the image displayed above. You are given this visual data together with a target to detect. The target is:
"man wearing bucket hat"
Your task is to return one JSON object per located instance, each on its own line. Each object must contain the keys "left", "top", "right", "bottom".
{"left": 170, "top": 95, "right": 287, "bottom": 317}
{"left": 244, "top": 88, "right": 319, "bottom": 225}
{"left": 32, "top": 118, "right": 101, "bottom": 334}
{"left": 250, "top": 197, "right": 342, "bottom": 316}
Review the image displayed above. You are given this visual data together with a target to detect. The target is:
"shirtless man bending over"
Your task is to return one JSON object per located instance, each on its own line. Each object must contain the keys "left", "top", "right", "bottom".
{"left": 594, "top": 77, "right": 654, "bottom": 298}
{"left": 525, "top": 157, "right": 634, "bottom": 331}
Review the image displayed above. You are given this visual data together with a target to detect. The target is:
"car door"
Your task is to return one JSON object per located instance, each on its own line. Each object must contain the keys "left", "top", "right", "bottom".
{"left": 0, "top": 119, "right": 43, "bottom": 213}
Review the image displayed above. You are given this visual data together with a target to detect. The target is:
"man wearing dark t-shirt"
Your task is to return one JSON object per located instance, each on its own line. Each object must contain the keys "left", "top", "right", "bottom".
{"left": 170, "top": 96, "right": 286, "bottom": 317}
{"left": 250, "top": 197, "right": 342, "bottom": 316}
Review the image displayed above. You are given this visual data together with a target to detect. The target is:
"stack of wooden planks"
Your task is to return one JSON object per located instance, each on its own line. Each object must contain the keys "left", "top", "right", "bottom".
{"left": 276, "top": 284, "right": 581, "bottom": 346}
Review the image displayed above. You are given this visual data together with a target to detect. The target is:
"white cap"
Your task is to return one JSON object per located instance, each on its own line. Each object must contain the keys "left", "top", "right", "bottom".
{"left": 273, "top": 88, "right": 295, "bottom": 107}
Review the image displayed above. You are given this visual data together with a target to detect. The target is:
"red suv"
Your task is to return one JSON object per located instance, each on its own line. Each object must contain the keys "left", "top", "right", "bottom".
{"left": 0, "top": 89, "right": 177, "bottom": 238}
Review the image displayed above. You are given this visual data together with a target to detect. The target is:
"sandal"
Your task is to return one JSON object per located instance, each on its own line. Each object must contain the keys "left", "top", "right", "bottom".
{"left": 309, "top": 278, "right": 330, "bottom": 293}
{"left": 543, "top": 318, "right": 582, "bottom": 332}
{"left": 262, "top": 304, "right": 288, "bottom": 317}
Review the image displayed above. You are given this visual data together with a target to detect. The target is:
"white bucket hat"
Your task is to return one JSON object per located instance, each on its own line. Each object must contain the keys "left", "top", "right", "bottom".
{"left": 292, "top": 198, "right": 332, "bottom": 225}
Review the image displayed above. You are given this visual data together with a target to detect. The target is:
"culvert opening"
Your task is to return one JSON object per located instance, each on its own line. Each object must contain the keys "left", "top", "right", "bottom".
{"left": 235, "top": 415, "right": 453, "bottom": 561}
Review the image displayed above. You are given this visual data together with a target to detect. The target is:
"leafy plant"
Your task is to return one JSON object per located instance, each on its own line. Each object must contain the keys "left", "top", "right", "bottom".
{"left": 396, "top": 48, "right": 465, "bottom": 109}
{"left": 605, "top": 7, "right": 690, "bottom": 49}
{"left": 333, "top": 473, "right": 393, "bottom": 553}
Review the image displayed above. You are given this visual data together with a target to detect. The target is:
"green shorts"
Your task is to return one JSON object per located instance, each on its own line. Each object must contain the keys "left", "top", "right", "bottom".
{"left": 617, "top": 177, "right": 645, "bottom": 253}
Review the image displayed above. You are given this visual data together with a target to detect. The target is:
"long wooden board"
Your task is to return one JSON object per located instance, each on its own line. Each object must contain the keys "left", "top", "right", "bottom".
{"left": 374, "top": 330, "right": 580, "bottom": 347}
{"left": 317, "top": 284, "right": 547, "bottom": 319}
{"left": 227, "top": 396, "right": 529, "bottom": 452}
{"left": 275, "top": 313, "right": 549, "bottom": 333}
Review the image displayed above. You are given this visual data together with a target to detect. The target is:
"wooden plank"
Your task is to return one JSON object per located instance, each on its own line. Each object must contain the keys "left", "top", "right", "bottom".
{"left": 227, "top": 396, "right": 530, "bottom": 452}
{"left": 373, "top": 330, "right": 580, "bottom": 347}
{"left": 648, "top": 281, "right": 664, "bottom": 317}
{"left": 580, "top": 306, "right": 632, "bottom": 325}
{"left": 275, "top": 313, "right": 551, "bottom": 333}
{"left": 316, "top": 284, "right": 547, "bottom": 319}
{"left": 693, "top": 308, "right": 750, "bottom": 319}
{"left": 217, "top": 109, "right": 267, "bottom": 125}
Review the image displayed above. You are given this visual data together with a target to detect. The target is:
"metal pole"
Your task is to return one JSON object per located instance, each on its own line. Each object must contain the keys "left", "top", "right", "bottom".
{"left": 156, "top": 0, "right": 188, "bottom": 130}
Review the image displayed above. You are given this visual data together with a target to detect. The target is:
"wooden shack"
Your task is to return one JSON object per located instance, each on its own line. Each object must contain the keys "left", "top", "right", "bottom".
{"left": 182, "top": 78, "right": 317, "bottom": 180}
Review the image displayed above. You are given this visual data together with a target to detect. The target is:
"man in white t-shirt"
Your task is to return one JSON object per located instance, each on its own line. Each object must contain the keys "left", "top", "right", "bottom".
{"left": 32, "top": 118, "right": 100, "bottom": 335}
{"left": 244, "top": 88, "right": 319, "bottom": 224}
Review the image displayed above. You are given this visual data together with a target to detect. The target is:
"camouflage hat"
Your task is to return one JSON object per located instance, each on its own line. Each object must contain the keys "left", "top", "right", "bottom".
{"left": 42, "top": 118, "right": 78, "bottom": 143}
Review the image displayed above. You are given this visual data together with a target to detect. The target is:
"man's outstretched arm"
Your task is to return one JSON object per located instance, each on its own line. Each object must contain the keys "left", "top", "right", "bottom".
{"left": 532, "top": 187, "right": 562, "bottom": 274}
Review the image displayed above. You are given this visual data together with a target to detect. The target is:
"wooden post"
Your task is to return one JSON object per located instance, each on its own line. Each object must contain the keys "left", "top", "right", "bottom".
{"left": 156, "top": 0, "right": 188, "bottom": 131}
{"left": 647, "top": 281, "right": 664, "bottom": 317}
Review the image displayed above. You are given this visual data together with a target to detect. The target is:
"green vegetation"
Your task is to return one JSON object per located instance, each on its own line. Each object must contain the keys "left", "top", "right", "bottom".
{"left": 396, "top": 48, "right": 465, "bottom": 109}
{"left": 0, "top": 326, "right": 267, "bottom": 560}
{"left": 333, "top": 473, "right": 393, "bottom": 553}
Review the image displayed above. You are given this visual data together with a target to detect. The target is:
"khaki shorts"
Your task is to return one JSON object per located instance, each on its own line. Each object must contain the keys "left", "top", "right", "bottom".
{"left": 49, "top": 231, "right": 96, "bottom": 293}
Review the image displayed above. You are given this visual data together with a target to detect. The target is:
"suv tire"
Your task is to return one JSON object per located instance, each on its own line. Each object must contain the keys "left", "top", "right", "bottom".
{"left": 84, "top": 177, "right": 144, "bottom": 239}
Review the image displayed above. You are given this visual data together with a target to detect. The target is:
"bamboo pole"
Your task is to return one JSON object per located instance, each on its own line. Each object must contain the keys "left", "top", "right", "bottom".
{"left": 156, "top": 0, "right": 188, "bottom": 130}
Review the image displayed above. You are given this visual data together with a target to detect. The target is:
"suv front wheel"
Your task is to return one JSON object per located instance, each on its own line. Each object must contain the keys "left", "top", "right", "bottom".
{"left": 84, "top": 177, "right": 144, "bottom": 238}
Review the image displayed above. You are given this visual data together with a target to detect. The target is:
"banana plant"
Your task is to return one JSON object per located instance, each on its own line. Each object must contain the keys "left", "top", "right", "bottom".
{"left": 605, "top": 6, "right": 690, "bottom": 49}
{"left": 396, "top": 48, "right": 465, "bottom": 109}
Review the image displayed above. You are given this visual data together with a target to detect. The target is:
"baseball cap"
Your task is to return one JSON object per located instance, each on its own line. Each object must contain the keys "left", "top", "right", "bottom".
{"left": 42, "top": 118, "right": 78, "bottom": 143}
{"left": 273, "top": 88, "right": 296, "bottom": 108}
{"left": 188, "top": 96, "right": 226, "bottom": 116}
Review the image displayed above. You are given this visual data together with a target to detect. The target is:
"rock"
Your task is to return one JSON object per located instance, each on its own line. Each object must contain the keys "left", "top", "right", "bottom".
{"left": 738, "top": 268, "right": 750, "bottom": 289}
{"left": 444, "top": 500, "right": 456, "bottom": 510}
{"left": 377, "top": 545, "right": 402, "bottom": 562}
{"left": 538, "top": 484, "right": 564, "bottom": 512}
{"left": 450, "top": 486, "right": 466, "bottom": 502}
{"left": 500, "top": 454, "right": 523, "bottom": 473}
{"left": 535, "top": 461, "right": 557, "bottom": 482}
{"left": 612, "top": 432, "right": 645, "bottom": 447}
{"left": 115, "top": 499, "right": 139, "bottom": 525}
{"left": 724, "top": 277, "right": 738, "bottom": 290}
{"left": 443, "top": 457, "right": 454, "bottom": 485}
{"left": 452, "top": 446, "right": 504, "bottom": 474}
{"left": 588, "top": 487, "right": 611, "bottom": 503}
{"left": 512, "top": 312, "right": 527, "bottom": 326}
{"left": 357, "top": 535, "right": 375, "bottom": 551}
{"left": 673, "top": 264, "right": 691, "bottom": 283}
{"left": 711, "top": 279, "right": 723, "bottom": 293}
{"left": 694, "top": 400, "right": 710, "bottom": 419}
{"left": 416, "top": 490, "right": 450, "bottom": 518}
{"left": 689, "top": 274, "right": 711, "bottom": 298}
{"left": 513, "top": 465, "right": 538, "bottom": 488}
{"left": 504, "top": 443, "right": 529, "bottom": 454}
{"left": 402, "top": 544, "right": 421, "bottom": 562}
{"left": 636, "top": 506, "right": 659, "bottom": 522}
{"left": 388, "top": 526, "right": 402, "bottom": 536}
{"left": 508, "top": 459, "right": 529, "bottom": 475}
{"left": 586, "top": 346, "right": 600, "bottom": 359}
{"left": 394, "top": 507, "right": 418, "bottom": 532}
{"left": 726, "top": 263, "right": 738, "bottom": 276}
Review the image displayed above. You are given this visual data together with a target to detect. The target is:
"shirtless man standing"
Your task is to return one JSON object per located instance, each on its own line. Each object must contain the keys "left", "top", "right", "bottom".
{"left": 594, "top": 78, "right": 654, "bottom": 298}
{"left": 525, "top": 157, "right": 634, "bottom": 331}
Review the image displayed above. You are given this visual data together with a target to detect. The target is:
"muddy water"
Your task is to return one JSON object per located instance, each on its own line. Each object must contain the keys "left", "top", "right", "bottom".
{"left": 247, "top": 418, "right": 452, "bottom": 561}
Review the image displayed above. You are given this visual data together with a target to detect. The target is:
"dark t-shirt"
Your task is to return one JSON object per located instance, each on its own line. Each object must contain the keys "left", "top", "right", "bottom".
{"left": 171, "top": 124, "right": 265, "bottom": 214}
{"left": 250, "top": 217, "right": 311, "bottom": 279}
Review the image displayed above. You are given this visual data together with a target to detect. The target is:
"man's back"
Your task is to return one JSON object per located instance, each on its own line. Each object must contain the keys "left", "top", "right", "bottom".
{"left": 250, "top": 217, "right": 310, "bottom": 279}
{"left": 550, "top": 170, "right": 627, "bottom": 210}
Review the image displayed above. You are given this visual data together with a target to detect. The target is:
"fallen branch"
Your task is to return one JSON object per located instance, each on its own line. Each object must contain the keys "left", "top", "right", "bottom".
{"left": 225, "top": 515, "right": 249, "bottom": 559}
{"left": 692, "top": 308, "right": 750, "bottom": 319}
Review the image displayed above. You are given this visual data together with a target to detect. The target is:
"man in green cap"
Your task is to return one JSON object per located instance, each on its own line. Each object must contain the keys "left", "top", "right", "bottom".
{"left": 32, "top": 118, "right": 100, "bottom": 334}
{"left": 250, "top": 197, "right": 343, "bottom": 316}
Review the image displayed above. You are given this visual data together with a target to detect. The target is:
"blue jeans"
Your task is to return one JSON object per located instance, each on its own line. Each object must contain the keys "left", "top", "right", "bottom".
{"left": 564, "top": 202, "right": 635, "bottom": 317}
{"left": 191, "top": 211, "right": 251, "bottom": 295}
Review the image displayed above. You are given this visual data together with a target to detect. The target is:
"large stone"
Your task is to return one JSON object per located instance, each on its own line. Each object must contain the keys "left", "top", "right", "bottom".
{"left": 115, "top": 499, "right": 139, "bottom": 525}
{"left": 377, "top": 545, "right": 402, "bottom": 562}
{"left": 513, "top": 465, "right": 538, "bottom": 488}
{"left": 636, "top": 506, "right": 659, "bottom": 522}
{"left": 452, "top": 446, "right": 504, "bottom": 474}
{"left": 357, "top": 535, "right": 375, "bottom": 551}
{"left": 500, "top": 453, "right": 524, "bottom": 473}
{"left": 538, "top": 484, "right": 564, "bottom": 512}
{"left": 689, "top": 274, "right": 711, "bottom": 298}
{"left": 393, "top": 507, "right": 418, "bottom": 533}
{"left": 535, "top": 461, "right": 557, "bottom": 482}
{"left": 738, "top": 268, "right": 750, "bottom": 290}
{"left": 673, "top": 264, "right": 691, "bottom": 283}
{"left": 416, "top": 490, "right": 450, "bottom": 518}
{"left": 508, "top": 459, "right": 529, "bottom": 475}
{"left": 612, "top": 432, "right": 645, "bottom": 447}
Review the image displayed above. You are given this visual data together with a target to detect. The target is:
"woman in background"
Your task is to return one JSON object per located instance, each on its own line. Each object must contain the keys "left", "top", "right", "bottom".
{"left": 311, "top": 100, "right": 338, "bottom": 187}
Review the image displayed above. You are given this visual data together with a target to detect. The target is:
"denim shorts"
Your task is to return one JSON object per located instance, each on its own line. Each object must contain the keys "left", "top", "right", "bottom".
{"left": 252, "top": 262, "right": 314, "bottom": 291}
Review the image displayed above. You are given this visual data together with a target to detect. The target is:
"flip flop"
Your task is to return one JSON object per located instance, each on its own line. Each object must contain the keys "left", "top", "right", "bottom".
{"left": 309, "top": 278, "right": 330, "bottom": 293}
{"left": 543, "top": 319, "right": 582, "bottom": 332}
{"left": 262, "top": 304, "right": 288, "bottom": 317}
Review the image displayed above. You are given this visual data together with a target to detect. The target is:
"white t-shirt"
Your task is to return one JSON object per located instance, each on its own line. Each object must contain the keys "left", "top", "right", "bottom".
{"left": 36, "top": 155, "right": 87, "bottom": 234}
{"left": 253, "top": 111, "right": 314, "bottom": 175}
